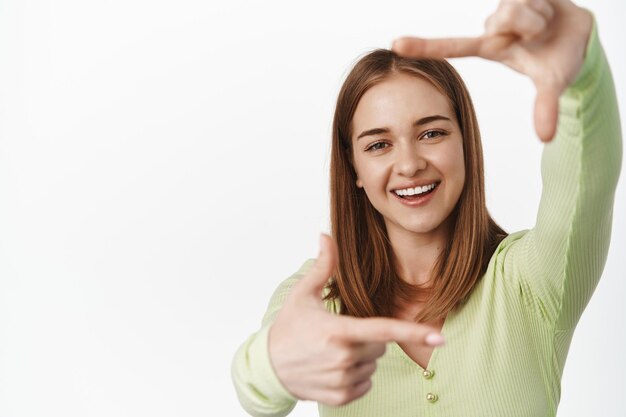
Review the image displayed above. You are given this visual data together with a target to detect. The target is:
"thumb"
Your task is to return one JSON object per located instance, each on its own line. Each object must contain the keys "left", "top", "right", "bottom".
{"left": 298, "top": 233, "right": 338, "bottom": 297}
{"left": 533, "top": 84, "right": 561, "bottom": 142}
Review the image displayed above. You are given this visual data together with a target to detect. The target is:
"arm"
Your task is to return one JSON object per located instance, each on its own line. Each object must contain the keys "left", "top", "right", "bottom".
{"left": 391, "top": 1, "right": 622, "bottom": 331}
{"left": 231, "top": 260, "right": 314, "bottom": 417}
{"left": 512, "top": 18, "right": 622, "bottom": 330}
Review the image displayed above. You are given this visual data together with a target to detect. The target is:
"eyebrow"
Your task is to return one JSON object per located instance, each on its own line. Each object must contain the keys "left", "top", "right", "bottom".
{"left": 356, "top": 115, "right": 452, "bottom": 140}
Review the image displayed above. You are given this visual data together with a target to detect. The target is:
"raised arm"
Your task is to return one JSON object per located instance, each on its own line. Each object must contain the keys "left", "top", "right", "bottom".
{"left": 512, "top": 20, "right": 621, "bottom": 329}
{"left": 391, "top": 0, "right": 622, "bottom": 329}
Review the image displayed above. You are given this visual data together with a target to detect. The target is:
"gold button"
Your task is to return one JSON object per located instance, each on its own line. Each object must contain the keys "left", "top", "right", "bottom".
{"left": 422, "top": 369, "right": 434, "bottom": 379}
{"left": 426, "top": 393, "right": 438, "bottom": 403}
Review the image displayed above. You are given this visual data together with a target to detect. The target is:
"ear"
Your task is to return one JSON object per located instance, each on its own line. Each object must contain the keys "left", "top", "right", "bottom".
{"left": 345, "top": 146, "right": 362, "bottom": 188}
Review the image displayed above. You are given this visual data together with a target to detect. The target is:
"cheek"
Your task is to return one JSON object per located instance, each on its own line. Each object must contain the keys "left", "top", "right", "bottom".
{"left": 433, "top": 143, "right": 465, "bottom": 188}
{"left": 354, "top": 158, "right": 387, "bottom": 188}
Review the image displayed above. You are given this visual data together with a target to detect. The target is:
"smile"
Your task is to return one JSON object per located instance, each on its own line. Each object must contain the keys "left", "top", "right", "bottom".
{"left": 391, "top": 182, "right": 440, "bottom": 205}
{"left": 393, "top": 182, "right": 439, "bottom": 197}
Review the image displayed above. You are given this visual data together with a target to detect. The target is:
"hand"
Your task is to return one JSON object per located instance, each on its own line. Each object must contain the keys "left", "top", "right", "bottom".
{"left": 391, "top": 0, "right": 594, "bottom": 142}
{"left": 268, "top": 233, "right": 445, "bottom": 407}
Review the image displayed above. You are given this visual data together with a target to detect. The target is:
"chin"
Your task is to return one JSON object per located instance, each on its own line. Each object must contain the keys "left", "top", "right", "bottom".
{"left": 406, "top": 224, "right": 441, "bottom": 235}
{"left": 396, "top": 219, "right": 445, "bottom": 235}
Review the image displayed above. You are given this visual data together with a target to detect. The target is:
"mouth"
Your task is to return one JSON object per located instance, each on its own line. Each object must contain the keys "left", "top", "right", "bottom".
{"left": 391, "top": 181, "right": 441, "bottom": 200}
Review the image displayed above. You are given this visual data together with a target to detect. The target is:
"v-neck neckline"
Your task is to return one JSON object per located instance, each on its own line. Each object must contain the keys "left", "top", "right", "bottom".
{"left": 391, "top": 307, "right": 455, "bottom": 371}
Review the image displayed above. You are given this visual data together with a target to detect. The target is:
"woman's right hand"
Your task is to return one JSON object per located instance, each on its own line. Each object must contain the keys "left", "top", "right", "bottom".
{"left": 268, "top": 234, "right": 446, "bottom": 407}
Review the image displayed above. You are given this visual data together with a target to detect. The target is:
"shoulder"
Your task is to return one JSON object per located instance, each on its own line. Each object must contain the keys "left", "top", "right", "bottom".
{"left": 485, "top": 229, "right": 532, "bottom": 279}
{"left": 491, "top": 229, "right": 530, "bottom": 259}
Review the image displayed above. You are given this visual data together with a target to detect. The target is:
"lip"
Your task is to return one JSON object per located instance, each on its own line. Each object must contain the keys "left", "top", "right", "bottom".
{"left": 390, "top": 180, "right": 441, "bottom": 192}
{"left": 391, "top": 182, "right": 440, "bottom": 207}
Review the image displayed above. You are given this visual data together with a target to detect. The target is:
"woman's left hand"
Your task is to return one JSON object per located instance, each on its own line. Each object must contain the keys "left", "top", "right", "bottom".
{"left": 391, "top": 0, "right": 593, "bottom": 142}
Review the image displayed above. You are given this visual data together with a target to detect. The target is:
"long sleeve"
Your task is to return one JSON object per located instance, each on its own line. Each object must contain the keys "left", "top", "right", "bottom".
{"left": 231, "top": 259, "right": 316, "bottom": 417}
{"left": 508, "top": 17, "right": 622, "bottom": 331}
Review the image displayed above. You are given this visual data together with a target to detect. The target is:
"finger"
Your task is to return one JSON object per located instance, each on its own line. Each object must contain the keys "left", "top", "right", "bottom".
{"left": 392, "top": 36, "right": 483, "bottom": 59}
{"left": 485, "top": 2, "right": 548, "bottom": 40}
{"left": 296, "top": 233, "right": 338, "bottom": 297}
{"left": 513, "top": 0, "right": 555, "bottom": 21}
{"left": 321, "top": 378, "right": 373, "bottom": 407}
{"left": 352, "top": 342, "right": 386, "bottom": 363}
{"left": 351, "top": 361, "right": 377, "bottom": 383}
{"left": 533, "top": 85, "right": 561, "bottom": 142}
{"left": 326, "top": 361, "right": 377, "bottom": 389}
{"left": 345, "top": 361, "right": 377, "bottom": 387}
{"left": 336, "top": 316, "right": 446, "bottom": 345}
{"left": 347, "top": 377, "right": 373, "bottom": 401}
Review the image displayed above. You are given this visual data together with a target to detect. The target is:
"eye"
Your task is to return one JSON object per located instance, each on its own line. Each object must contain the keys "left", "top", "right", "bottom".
{"left": 421, "top": 130, "right": 447, "bottom": 140}
{"left": 365, "top": 141, "right": 389, "bottom": 152}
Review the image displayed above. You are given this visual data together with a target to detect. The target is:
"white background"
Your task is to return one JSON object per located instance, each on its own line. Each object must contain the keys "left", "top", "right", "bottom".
{"left": 0, "top": 0, "right": 624, "bottom": 416}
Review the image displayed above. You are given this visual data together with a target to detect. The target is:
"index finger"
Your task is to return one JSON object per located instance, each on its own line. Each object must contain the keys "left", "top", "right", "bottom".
{"left": 336, "top": 316, "right": 446, "bottom": 346}
{"left": 391, "top": 36, "right": 483, "bottom": 59}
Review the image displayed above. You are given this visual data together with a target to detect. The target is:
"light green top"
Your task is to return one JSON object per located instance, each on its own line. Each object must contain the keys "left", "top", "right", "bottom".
{"left": 231, "top": 18, "right": 622, "bottom": 417}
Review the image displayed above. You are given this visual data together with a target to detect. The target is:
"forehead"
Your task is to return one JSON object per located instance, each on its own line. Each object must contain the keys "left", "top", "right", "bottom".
{"left": 351, "top": 73, "right": 454, "bottom": 136}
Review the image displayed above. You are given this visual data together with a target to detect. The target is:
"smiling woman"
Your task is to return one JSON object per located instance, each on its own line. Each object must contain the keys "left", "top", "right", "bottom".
{"left": 231, "top": 1, "right": 622, "bottom": 416}
{"left": 329, "top": 57, "right": 506, "bottom": 327}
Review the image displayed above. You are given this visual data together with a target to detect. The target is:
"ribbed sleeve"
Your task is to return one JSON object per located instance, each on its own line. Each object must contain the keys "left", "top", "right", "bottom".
{"left": 509, "top": 16, "right": 622, "bottom": 331}
{"left": 231, "top": 261, "right": 314, "bottom": 417}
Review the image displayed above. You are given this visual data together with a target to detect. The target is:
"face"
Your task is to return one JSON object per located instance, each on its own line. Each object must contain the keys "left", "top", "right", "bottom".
{"left": 350, "top": 72, "right": 465, "bottom": 241}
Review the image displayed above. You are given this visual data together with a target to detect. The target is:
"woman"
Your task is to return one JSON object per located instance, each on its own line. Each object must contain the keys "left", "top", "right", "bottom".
{"left": 232, "top": 0, "right": 621, "bottom": 416}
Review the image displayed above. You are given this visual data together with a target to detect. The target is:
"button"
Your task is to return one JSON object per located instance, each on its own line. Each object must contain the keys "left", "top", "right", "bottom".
{"left": 426, "top": 393, "right": 438, "bottom": 403}
{"left": 422, "top": 369, "right": 434, "bottom": 379}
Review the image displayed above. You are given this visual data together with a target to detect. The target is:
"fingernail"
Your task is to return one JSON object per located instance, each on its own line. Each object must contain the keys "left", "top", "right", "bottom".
{"left": 425, "top": 333, "right": 446, "bottom": 346}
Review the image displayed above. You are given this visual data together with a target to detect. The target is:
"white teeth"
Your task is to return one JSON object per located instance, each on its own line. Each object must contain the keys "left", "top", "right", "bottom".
{"left": 394, "top": 183, "right": 438, "bottom": 196}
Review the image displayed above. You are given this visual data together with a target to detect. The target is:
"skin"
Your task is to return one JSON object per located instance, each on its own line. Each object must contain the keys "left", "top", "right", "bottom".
{"left": 350, "top": 74, "right": 465, "bottom": 286}
{"left": 267, "top": 0, "right": 594, "bottom": 408}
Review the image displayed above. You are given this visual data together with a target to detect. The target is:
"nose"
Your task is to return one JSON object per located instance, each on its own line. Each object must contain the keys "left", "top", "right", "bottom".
{"left": 393, "top": 145, "right": 427, "bottom": 177}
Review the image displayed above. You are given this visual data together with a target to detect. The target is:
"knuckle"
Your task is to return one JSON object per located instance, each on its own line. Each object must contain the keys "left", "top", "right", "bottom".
{"left": 334, "top": 349, "right": 356, "bottom": 368}
{"left": 358, "top": 362, "right": 376, "bottom": 379}
{"left": 502, "top": 5, "right": 517, "bottom": 23}
{"left": 529, "top": 22, "right": 545, "bottom": 37}
{"left": 323, "top": 393, "right": 341, "bottom": 407}
{"left": 329, "top": 371, "right": 348, "bottom": 388}
{"left": 378, "top": 344, "right": 387, "bottom": 357}
{"left": 331, "top": 390, "right": 352, "bottom": 406}
{"left": 322, "top": 331, "right": 338, "bottom": 345}
{"left": 360, "top": 379, "right": 373, "bottom": 395}
{"left": 534, "top": 16, "right": 547, "bottom": 30}
{"left": 322, "top": 325, "right": 344, "bottom": 346}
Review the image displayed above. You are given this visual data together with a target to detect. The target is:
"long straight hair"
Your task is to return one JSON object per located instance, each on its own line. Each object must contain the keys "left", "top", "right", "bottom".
{"left": 324, "top": 49, "right": 508, "bottom": 324}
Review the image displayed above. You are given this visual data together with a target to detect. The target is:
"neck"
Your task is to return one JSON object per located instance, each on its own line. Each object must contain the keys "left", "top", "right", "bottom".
{"left": 385, "top": 217, "right": 452, "bottom": 287}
